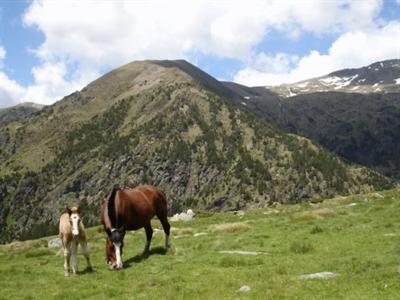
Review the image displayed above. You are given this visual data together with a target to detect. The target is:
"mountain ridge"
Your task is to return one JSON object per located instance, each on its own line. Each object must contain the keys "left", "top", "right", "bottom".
{"left": 268, "top": 59, "right": 400, "bottom": 97}
{"left": 0, "top": 102, "right": 44, "bottom": 125}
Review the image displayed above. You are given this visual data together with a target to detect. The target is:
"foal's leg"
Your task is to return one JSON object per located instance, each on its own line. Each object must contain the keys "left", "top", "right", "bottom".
{"left": 159, "top": 217, "right": 171, "bottom": 249}
{"left": 63, "top": 239, "right": 71, "bottom": 277}
{"left": 143, "top": 223, "right": 153, "bottom": 255}
{"left": 71, "top": 241, "right": 78, "bottom": 274}
{"left": 80, "top": 239, "right": 93, "bottom": 271}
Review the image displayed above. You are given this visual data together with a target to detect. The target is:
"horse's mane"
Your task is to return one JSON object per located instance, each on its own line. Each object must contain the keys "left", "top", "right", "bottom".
{"left": 104, "top": 184, "right": 121, "bottom": 230}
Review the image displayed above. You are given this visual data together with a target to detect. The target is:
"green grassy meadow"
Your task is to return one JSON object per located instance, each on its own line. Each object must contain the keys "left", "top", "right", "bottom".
{"left": 1, "top": 189, "right": 400, "bottom": 299}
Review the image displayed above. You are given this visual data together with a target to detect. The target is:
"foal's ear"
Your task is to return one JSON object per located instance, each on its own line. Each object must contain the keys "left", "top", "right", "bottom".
{"left": 66, "top": 207, "right": 72, "bottom": 215}
{"left": 77, "top": 206, "right": 82, "bottom": 214}
{"left": 118, "top": 225, "right": 125, "bottom": 233}
{"left": 106, "top": 228, "right": 112, "bottom": 237}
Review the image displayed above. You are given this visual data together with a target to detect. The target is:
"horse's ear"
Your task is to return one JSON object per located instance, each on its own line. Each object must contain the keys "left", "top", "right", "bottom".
{"left": 77, "top": 206, "right": 82, "bottom": 214}
{"left": 118, "top": 225, "right": 125, "bottom": 232}
{"left": 106, "top": 228, "right": 112, "bottom": 237}
{"left": 66, "top": 207, "right": 72, "bottom": 215}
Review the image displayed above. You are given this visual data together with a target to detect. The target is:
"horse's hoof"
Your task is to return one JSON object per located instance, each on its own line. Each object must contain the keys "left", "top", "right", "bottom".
{"left": 86, "top": 267, "right": 93, "bottom": 272}
{"left": 64, "top": 272, "right": 69, "bottom": 277}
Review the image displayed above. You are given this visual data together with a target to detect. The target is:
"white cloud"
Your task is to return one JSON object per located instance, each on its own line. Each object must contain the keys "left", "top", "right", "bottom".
{"left": 234, "top": 21, "right": 400, "bottom": 86}
{"left": 0, "top": 73, "right": 26, "bottom": 107}
{"left": 0, "top": 46, "right": 25, "bottom": 107}
{"left": 0, "top": 0, "right": 390, "bottom": 107}
{"left": 24, "top": 0, "right": 383, "bottom": 62}
{"left": 22, "top": 62, "right": 95, "bottom": 105}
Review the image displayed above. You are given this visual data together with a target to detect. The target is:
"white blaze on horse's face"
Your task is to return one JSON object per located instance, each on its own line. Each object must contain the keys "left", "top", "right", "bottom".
{"left": 70, "top": 213, "right": 80, "bottom": 236}
{"left": 113, "top": 242, "right": 123, "bottom": 269}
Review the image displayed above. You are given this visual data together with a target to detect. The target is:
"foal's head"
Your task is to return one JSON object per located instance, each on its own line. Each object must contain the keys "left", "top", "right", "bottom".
{"left": 67, "top": 206, "right": 82, "bottom": 237}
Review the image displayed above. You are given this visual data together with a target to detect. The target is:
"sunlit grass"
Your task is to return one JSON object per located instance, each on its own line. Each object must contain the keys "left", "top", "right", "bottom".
{"left": 1, "top": 189, "right": 400, "bottom": 299}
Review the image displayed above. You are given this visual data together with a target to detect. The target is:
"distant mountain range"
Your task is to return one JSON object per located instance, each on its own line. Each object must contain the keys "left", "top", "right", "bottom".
{"left": 0, "top": 58, "right": 398, "bottom": 243}
{"left": 224, "top": 59, "right": 400, "bottom": 178}
{"left": 268, "top": 59, "right": 400, "bottom": 97}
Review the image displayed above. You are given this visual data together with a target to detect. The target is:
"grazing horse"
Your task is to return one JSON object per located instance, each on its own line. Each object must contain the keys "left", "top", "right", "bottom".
{"left": 100, "top": 185, "right": 171, "bottom": 269}
{"left": 59, "top": 207, "right": 92, "bottom": 276}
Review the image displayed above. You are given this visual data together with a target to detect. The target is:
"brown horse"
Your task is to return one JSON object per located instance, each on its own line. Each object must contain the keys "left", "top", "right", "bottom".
{"left": 59, "top": 207, "right": 92, "bottom": 276}
{"left": 100, "top": 184, "right": 170, "bottom": 269}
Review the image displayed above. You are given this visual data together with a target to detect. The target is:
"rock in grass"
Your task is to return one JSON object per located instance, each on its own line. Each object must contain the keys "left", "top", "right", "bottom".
{"left": 263, "top": 209, "right": 280, "bottom": 215}
{"left": 298, "top": 272, "right": 338, "bottom": 280}
{"left": 384, "top": 233, "right": 396, "bottom": 237}
{"left": 48, "top": 238, "right": 62, "bottom": 248}
{"left": 170, "top": 209, "right": 194, "bottom": 221}
{"left": 233, "top": 210, "right": 245, "bottom": 217}
{"left": 219, "top": 250, "right": 264, "bottom": 255}
{"left": 238, "top": 285, "right": 251, "bottom": 292}
{"left": 193, "top": 232, "right": 207, "bottom": 237}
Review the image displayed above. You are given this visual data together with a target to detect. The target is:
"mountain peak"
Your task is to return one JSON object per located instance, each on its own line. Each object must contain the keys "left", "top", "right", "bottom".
{"left": 328, "top": 59, "right": 400, "bottom": 85}
{"left": 147, "top": 59, "right": 238, "bottom": 99}
{"left": 79, "top": 59, "right": 237, "bottom": 105}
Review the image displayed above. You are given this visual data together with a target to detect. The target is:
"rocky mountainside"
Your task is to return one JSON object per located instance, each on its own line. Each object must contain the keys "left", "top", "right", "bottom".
{"left": 268, "top": 59, "right": 400, "bottom": 97}
{"left": 242, "top": 91, "right": 400, "bottom": 179}
{"left": 0, "top": 60, "right": 393, "bottom": 243}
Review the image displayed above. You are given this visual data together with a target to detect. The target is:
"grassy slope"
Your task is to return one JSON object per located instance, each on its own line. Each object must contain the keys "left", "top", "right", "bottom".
{"left": 1, "top": 189, "right": 400, "bottom": 299}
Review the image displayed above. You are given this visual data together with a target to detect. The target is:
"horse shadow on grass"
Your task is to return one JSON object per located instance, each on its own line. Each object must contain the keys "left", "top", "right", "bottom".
{"left": 123, "top": 246, "right": 167, "bottom": 268}
{"left": 76, "top": 267, "right": 94, "bottom": 275}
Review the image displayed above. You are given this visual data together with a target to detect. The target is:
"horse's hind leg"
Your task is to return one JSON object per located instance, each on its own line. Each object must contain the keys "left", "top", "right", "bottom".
{"left": 71, "top": 241, "right": 78, "bottom": 274}
{"left": 155, "top": 195, "right": 171, "bottom": 250}
{"left": 80, "top": 239, "right": 93, "bottom": 271}
{"left": 159, "top": 216, "right": 171, "bottom": 249}
{"left": 143, "top": 223, "right": 153, "bottom": 255}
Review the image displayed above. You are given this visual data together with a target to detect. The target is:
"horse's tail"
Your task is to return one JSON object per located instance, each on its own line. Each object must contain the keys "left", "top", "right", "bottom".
{"left": 155, "top": 187, "right": 169, "bottom": 217}
{"left": 104, "top": 184, "right": 121, "bottom": 232}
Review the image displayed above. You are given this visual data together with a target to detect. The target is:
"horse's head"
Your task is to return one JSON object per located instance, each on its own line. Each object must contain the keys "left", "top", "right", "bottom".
{"left": 108, "top": 226, "right": 125, "bottom": 244}
{"left": 106, "top": 226, "right": 125, "bottom": 269}
{"left": 67, "top": 206, "right": 81, "bottom": 237}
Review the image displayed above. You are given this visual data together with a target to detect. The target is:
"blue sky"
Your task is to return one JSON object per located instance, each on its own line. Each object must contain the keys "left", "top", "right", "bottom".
{"left": 0, "top": 0, "right": 399, "bottom": 107}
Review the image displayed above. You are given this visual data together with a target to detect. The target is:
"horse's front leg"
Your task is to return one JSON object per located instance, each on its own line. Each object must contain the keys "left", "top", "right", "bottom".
{"left": 106, "top": 238, "right": 114, "bottom": 266}
{"left": 63, "top": 239, "right": 71, "bottom": 277}
{"left": 80, "top": 240, "right": 93, "bottom": 272}
{"left": 71, "top": 241, "right": 78, "bottom": 274}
